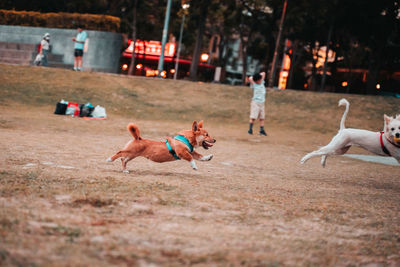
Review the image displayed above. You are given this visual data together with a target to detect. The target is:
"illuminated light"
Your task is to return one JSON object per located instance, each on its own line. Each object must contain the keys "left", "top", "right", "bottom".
{"left": 278, "top": 70, "right": 289, "bottom": 89}
{"left": 126, "top": 40, "right": 176, "bottom": 57}
{"left": 283, "top": 55, "right": 291, "bottom": 70}
{"left": 168, "top": 43, "right": 175, "bottom": 57}
{"left": 122, "top": 64, "right": 128, "bottom": 71}
{"left": 200, "top": 53, "right": 209, "bottom": 62}
{"left": 304, "top": 83, "right": 308, "bottom": 88}
{"left": 170, "top": 69, "right": 175, "bottom": 74}
{"left": 160, "top": 70, "right": 167, "bottom": 78}
{"left": 145, "top": 69, "right": 158, "bottom": 77}
{"left": 342, "top": 81, "right": 348, "bottom": 87}
{"left": 376, "top": 83, "right": 381, "bottom": 90}
{"left": 136, "top": 64, "right": 143, "bottom": 70}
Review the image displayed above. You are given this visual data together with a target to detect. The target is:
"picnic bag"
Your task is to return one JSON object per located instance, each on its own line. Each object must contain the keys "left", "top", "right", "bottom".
{"left": 65, "top": 102, "right": 80, "bottom": 117}
{"left": 54, "top": 102, "right": 67, "bottom": 115}
{"left": 91, "top": 105, "right": 107, "bottom": 118}
{"left": 79, "top": 103, "right": 94, "bottom": 117}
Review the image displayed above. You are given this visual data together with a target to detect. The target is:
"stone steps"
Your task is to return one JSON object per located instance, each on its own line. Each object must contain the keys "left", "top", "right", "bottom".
{"left": 0, "top": 42, "right": 37, "bottom": 50}
{"left": 0, "top": 49, "right": 34, "bottom": 59}
{"left": 0, "top": 57, "right": 32, "bottom": 65}
{"left": 0, "top": 41, "right": 64, "bottom": 67}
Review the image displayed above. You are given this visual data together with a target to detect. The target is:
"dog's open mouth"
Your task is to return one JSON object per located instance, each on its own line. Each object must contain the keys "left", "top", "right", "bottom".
{"left": 202, "top": 140, "right": 214, "bottom": 150}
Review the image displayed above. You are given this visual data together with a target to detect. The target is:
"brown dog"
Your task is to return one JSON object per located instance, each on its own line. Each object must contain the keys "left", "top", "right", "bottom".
{"left": 107, "top": 121, "right": 216, "bottom": 173}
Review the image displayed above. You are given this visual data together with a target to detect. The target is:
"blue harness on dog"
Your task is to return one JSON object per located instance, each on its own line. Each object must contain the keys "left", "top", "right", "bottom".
{"left": 165, "top": 135, "right": 193, "bottom": 160}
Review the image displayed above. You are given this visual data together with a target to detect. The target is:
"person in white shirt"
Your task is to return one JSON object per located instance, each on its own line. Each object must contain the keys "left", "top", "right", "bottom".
{"left": 248, "top": 72, "right": 267, "bottom": 136}
{"left": 39, "top": 33, "right": 50, "bottom": 66}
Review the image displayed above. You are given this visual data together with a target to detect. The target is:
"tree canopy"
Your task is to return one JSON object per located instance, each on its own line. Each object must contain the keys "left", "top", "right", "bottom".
{"left": 1, "top": 0, "right": 399, "bottom": 94}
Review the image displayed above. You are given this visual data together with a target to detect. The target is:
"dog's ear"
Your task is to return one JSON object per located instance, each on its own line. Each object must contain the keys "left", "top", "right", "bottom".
{"left": 384, "top": 114, "right": 392, "bottom": 131}
{"left": 396, "top": 114, "right": 400, "bottom": 120}
{"left": 384, "top": 114, "right": 392, "bottom": 124}
{"left": 198, "top": 120, "right": 203, "bottom": 129}
{"left": 192, "top": 121, "right": 198, "bottom": 132}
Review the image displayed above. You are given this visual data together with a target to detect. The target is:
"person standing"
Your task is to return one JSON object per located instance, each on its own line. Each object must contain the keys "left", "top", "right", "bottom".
{"left": 248, "top": 72, "right": 267, "bottom": 136}
{"left": 72, "top": 25, "right": 87, "bottom": 71}
{"left": 39, "top": 33, "right": 50, "bottom": 66}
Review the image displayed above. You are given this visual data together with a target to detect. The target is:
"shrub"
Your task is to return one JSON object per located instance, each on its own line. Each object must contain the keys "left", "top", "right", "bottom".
{"left": 0, "top": 9, "right": 120, "bottom": 32}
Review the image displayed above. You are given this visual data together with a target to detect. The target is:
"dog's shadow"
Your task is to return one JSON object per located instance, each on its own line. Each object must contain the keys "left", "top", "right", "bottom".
{"left": 103, "top": 168, "right": 207, "bottom": 179}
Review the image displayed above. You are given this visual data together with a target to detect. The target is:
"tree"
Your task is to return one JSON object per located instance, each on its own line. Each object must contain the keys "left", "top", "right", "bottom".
{"left": 207, "top": 0, "right": 272, "bottom": 84}
{"left": 238, "top": 0, "right": 272, "bottom": 85}
{"left": 189, "top": 0, "right": 211, "bottom": 81}
{"left": 127, "top": 0, "right": 137, "bottom": 76}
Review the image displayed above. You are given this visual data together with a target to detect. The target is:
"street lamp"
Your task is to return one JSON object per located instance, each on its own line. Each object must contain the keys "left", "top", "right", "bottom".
{"left": 200, "top": 53, "right": 209, "bottom": 62}
{"left": 157, "top": 0, "right": 172, "bottom": 78}
{"left": 173, "top": 3, "right": 190, "bottom": 80}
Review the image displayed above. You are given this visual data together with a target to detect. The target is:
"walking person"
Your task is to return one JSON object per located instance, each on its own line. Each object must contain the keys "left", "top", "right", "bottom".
{"left": 39, "top": 33, "right": 50, "bottom": 66}
{"left": 248, "top": 72, "right": 267, "bottom": 136}
{"left": 72, "top": 25, "right": 87, "bottom": 71}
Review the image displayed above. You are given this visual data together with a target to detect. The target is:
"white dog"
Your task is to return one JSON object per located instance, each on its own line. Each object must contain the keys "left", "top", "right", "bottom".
{"left": 300, "top": 98, "right": 400, "bottom": 167}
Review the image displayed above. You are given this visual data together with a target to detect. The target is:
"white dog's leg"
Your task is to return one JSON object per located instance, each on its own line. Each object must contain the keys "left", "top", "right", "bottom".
{"left": 301, "top": 147, "right": 330, "bottom": 164}
{"left": 301, "top": 139, "right": 341, "bottom": 164}
{"left": 200, "top": 154, "right": 213, "bottom": 161}
{"left": 190, "top": 160, "right": 198, "bottom": 170}
{"left": 301, "top": 132, "right": 352, "bottom": 165}
{"left": 321, "top": 155, "right": 327, "bottom": 167}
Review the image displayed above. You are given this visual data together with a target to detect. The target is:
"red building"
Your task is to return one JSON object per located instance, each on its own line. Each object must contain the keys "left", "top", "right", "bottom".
{"left": 120, "top": 39, "right": 215, "bottom": 79}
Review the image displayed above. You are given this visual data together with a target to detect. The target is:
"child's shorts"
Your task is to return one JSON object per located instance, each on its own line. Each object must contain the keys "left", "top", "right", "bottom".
{"left": 250, "top": 101, "right": 265, "bottom": 119}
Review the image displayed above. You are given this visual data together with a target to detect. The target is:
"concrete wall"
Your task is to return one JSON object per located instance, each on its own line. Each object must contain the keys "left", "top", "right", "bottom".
{"left": 0, "top": 25, "right": 122, "bottom": 73}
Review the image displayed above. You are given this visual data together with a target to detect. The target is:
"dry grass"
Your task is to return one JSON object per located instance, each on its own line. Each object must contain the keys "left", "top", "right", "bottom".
{"left": 0, "top": 65, "right": 399, "bottom": 266}
{"left": 1, "top": 65, "right": 398, "bottom": 132}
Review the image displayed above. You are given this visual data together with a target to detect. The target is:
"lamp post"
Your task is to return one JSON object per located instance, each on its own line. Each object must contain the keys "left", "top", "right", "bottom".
{"left": 157, "top": 0, "right": 172, "bottom": 77}
{"left": 173, "top": 3, "right": 190, "bottom": 80}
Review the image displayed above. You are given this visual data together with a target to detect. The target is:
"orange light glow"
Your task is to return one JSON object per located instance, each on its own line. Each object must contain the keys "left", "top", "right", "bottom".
{"left": 342, "top": 81, "right": 348, "bottom": 87}
{"left": 200, "top": 53, "right": 209, "bottom": 62}
{"left": 122, "top": 64, "right": 128, "bottom": 71}
{"left": 170, "top": 69, "right": 175, "bottom": 74}
{"left": 136, "top": 64, "right": 143, "bottom": 70}
{"left": 376, "top": 84, "right": 381, "bottom": 90}
{"left": 160, "top": 71, "right": 167, "bottom": 78}
{"left": 125, "top": 40, "right": 176, "bottom": 57}
{"left": 283, "top": 54, "right": 291, "bottom": 70}
{"left": 278, "top": 70, "right": 289, "bottom": 89}
{"left": 145, "top": 69, "right": 158, "bottom": 77}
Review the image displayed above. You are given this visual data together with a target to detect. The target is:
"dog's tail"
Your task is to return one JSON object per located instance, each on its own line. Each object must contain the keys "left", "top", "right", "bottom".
{"left": 338, "top": 98, "right": 349, "bottom": 131}
{"left": 127, "top": 123, "right": 142, "bottom": 140}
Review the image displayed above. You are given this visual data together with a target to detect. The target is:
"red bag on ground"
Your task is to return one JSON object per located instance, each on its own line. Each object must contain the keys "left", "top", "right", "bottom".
{"left": 65, "top": 102, "right": 80, "bottom": 117}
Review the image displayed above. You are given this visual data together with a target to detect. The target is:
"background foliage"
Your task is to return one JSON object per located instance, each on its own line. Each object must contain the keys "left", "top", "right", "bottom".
{"left": 0, "top": 9, "right": 120, "bottom": 32}
{"left": 1, "top": 0, "right": 399, "bottom": 94}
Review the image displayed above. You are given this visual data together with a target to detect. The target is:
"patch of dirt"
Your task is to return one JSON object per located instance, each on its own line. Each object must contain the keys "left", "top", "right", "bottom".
{"left": 71, "top": 198, "right": 115, "bottom": 208}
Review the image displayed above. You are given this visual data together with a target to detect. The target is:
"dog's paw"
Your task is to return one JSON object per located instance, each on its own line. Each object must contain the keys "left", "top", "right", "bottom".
{"left": 201, "top": 154, "right": 213, "bottom": 161}
{"left": 320, "top": 156, "right": 327, "bottom": 168}
{"left": 122, "top": 169, "right": 130, "bottom": 173}
{"left": 190, "top": 161, "right": 198, "bottom": 170}
{"left": 106, "top": 157, "right": 112, "bottom": 162}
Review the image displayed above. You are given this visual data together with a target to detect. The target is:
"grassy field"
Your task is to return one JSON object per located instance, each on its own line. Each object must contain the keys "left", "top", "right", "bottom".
{"left": 0, "top": 64, "right": 399, "bottom": 266}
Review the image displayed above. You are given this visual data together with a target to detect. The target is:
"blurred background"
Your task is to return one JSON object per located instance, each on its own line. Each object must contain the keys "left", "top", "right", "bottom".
{"left": 0, "top": 0, "right": 399, "bottom": 96}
